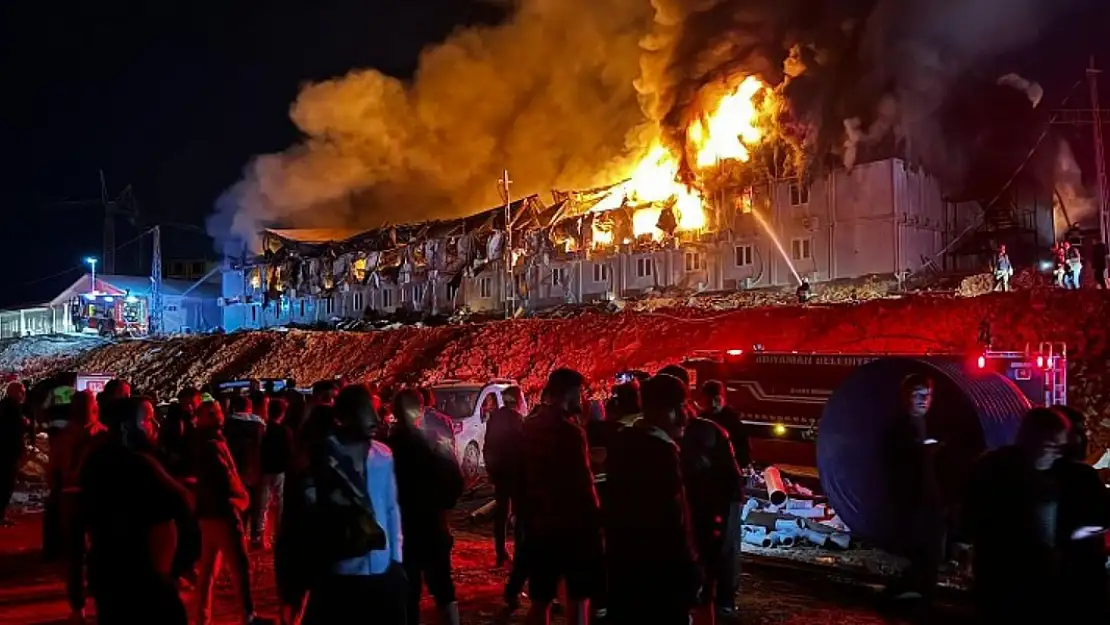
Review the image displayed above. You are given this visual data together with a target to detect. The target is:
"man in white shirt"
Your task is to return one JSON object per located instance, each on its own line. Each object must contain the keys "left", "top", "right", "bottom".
{"left": 300, "top": 384, "right": 405, "bottom": 625}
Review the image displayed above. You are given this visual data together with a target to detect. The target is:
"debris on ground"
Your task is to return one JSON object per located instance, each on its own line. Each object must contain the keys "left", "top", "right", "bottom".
{"left": 1, "top": 290, "right": 1109, "bottom": 447}
{"left": 0, "top": 334, "right": 110, "bottom": 377}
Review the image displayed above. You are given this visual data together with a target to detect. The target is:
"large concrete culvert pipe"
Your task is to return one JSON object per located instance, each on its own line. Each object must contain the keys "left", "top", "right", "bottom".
{"left": 816, "top": 357, "right": 1032, "bottom": 556}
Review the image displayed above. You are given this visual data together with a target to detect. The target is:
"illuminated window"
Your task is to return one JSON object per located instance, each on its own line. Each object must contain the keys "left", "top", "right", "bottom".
{"left": 593, "top": 263, "right": 609, "bottom": 283}
{"left": 789, "top": 183, "right": 809, "bottom": 206}
{"left": 791, "top": 238, "right": 812, "bottom": 261}
{"left": 735, "top": 245, "right": 753, "bottom": 267}
{"left": 684, "top": 251, "right": 704, "bottom": 272}
{"left": 479, "top": 277, "right": 493, "bottom": 299}
{"left": 636, "top": 257, "right": 653, "bottom": 278}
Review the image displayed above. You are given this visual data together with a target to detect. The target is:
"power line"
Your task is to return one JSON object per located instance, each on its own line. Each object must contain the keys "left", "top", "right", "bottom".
{"left": 21, "top": 265, "right": 82, "bottom": 287}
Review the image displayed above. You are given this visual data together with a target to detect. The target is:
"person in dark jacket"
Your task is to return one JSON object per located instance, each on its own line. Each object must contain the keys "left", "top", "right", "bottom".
{"left": 53, "top": 391, "right": 109, "bottom": 622}
{"left": 1092, "top": 241, "right": 1108, "bottom": 289}
{"left": 193, "top": 400, "right": 267, "bottom": 625}
{"left": 159, "top": 387, "right": 202, "bottom": 481}
{"left": 0, "top": 382, "right": 27, "bottom": 526}
{"left": 283, "top": 388, "right": 308, "bottom": 433}
{"left": 225, "top": 394, "right": 267, "bottom": 546}
{"left": 965, "top": 407, "right": 1110, "bottom": 623}
{"left": 260, "top": 397, "right": 295, "bottom": 546}
{"left": 607, "top": 373, "right": 701, "bottom": 625}
{"left": 80, "top": 396, "right": 199, "bottom": 624}
{"left": 884, "top": 374, "right": 944, "bottom": 603}
{"left": 1055, "top": 405, "right": 1091, "bottom": 462}
{"left": 388, "top": 388, "right": 465, "bottom": 625}
{"left": 519, "top": 368, "right": 602, "bottom": 625}
{"left": 701, "top": 380, "right": 750, "bottom": 468}
{"left": 684, "top": 385, "right": 744, "bottom": 621}
{"left": 483, "top": 386, "right": 524, "bottom": 566}
{"left": 420, "top": 387, "right": 458, "bottom": 460}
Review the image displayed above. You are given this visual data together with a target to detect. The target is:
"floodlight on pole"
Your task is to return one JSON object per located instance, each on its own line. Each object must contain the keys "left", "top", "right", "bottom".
{"left": 85, "top": 257, "right": 98, "bottom": 293}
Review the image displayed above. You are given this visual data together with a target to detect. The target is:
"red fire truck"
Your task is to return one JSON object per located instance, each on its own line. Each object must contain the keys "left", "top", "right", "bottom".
{"left": 70, "top": 293, "right": 148, "bottom": 337}
{"left": 682, "top": 343, "right": 1067, "bottom": 469}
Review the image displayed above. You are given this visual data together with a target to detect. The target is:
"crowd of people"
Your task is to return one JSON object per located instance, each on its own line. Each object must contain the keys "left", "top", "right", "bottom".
{"left": 0, "top": 363, "right": 1107, "bottom": 625}
{"left": 0, "top": 377, "right": 467, "bottom": 625}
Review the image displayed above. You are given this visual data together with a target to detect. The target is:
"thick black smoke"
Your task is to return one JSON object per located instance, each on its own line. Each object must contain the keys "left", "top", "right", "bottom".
{"left": 638, "top": 0, "right": 1087, "bottom": 184}
{"left": 211, "top": 0, "right": 1091, "bottom": 250}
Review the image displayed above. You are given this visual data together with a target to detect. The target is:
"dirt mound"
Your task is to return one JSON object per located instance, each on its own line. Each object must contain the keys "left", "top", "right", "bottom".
{"left": 3, "top": 291, "right": 1109, "bottom": 453}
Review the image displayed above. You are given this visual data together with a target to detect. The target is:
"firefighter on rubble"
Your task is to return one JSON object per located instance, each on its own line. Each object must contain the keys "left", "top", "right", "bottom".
{"left": 1065, "top": 241, "right": 1083, "bottom": 289}
{"left": 795, "top": 279, "right": 812, "bottom": 303}
{"left": 991, "top": 244, "right": 1013, "bottom": 292}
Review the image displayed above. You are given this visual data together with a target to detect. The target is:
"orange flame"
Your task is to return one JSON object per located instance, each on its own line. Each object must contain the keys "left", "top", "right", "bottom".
{"left": 591, "top": 223, "right": 614, "bottom": 247}
{"left": 688, "top": 76, "right": 766, "bottom": 168}
{"left": 592, "top": 75, "right": 771, "bottom": 238}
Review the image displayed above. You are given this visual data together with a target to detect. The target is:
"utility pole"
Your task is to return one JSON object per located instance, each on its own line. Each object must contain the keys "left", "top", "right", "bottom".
{"left": 48, "top": 171, "right": 139, "bottom": 275}
{"left": 99, "top": 171, "right": 116, "bottom": 275}
{"left": 149, "top": 225, "right": 163, "bottom": 335}
{"left": 1087, "top": 57, "right": 1109, "bottom": 250}
{"left": 498, "top": 170, "right": 513, "bottom": 318}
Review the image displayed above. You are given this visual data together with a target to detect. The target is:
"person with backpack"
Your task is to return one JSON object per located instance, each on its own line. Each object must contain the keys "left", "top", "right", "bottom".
{"left": 292, "top": 384, "right": 405, "bottom": 625}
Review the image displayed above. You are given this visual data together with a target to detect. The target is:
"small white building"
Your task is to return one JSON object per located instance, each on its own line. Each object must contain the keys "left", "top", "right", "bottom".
{"left": 0, "top": 273, "right": 220, "bottom": 339}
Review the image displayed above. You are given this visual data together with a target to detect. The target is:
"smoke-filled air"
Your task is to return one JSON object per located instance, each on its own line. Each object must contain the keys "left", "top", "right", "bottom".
{"left": 209, "top": 0, "right": 1088, "bottom": 249}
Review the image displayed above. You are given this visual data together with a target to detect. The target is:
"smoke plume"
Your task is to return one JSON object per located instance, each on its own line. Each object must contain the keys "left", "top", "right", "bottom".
{"left": 212, "top": 0, "right": 1086, "bottom": 249}
{"left": 637, "top": 0, "right": 1083, "bottom": 180}
{"left": 210, "top": 0, "right": 655, "bottom": 248}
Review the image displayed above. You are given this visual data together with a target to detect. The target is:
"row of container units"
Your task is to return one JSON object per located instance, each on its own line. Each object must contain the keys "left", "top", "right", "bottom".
{"left": 0, "top": 306, "right": 71, "bottom": 339}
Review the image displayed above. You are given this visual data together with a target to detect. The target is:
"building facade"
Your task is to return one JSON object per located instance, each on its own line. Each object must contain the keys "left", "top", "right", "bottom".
{"left": 220, "top": 158, "right": 976, "bottom": 331}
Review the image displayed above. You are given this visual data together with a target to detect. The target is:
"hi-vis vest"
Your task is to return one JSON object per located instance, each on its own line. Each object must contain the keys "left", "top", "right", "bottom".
{"left": 52, "top": 386, "right": 75, "bottom": 406}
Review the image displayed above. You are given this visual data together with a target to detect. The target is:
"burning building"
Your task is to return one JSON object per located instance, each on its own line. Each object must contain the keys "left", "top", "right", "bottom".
{"left": 213, "top": 0, "right": 1093, "bottom": 329}
{"left": 219, "top": 154, "right": 978, "bottom": 331}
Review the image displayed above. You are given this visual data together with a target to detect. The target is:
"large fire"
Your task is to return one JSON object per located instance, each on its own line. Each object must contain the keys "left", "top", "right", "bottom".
{"left": 590, "top": 75, "right": 772, "bottom": 241}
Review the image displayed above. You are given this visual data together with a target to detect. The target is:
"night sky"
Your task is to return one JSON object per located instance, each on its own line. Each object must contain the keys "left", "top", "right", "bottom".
{"left": 1, "top": 0, "right": 1106, "bottom": 308}
{"left": 2, "top": 0, "right": 503, "bottom": 307}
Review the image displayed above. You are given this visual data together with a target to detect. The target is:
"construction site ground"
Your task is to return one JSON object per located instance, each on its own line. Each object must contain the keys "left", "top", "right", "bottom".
{"left": 0, "top": 485, "right": 979, "bottom": 625}
{"left": 3, "top": 287, "right": 1109, "bottom": 455}
{"left": 1, "top": 286, "right": 1107, "bottom": 622}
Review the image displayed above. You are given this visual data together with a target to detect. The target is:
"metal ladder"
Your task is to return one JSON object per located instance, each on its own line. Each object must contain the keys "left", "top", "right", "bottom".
{"left": 1038, "top": 342, "right": 1068, "bottom": 406}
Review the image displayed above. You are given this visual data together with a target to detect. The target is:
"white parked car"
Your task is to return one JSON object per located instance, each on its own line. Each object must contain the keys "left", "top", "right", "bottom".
{"left": 428, "top": 379, "right": 528, "bottom": 484}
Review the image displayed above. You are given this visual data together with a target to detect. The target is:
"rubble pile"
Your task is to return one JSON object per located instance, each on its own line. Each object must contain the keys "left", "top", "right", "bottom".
{"left": 1, "top": 291, "right": 1109, "bottom": 445}
{"left": 630, "top": 275, "right": 901, "bottom": 313}
{"left": 0, "top": 334, "right": 109, "bottom": 376}
{"left": 957, "top": 270, "right": 1042, "bottom": 297}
